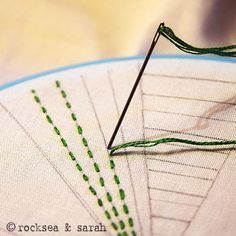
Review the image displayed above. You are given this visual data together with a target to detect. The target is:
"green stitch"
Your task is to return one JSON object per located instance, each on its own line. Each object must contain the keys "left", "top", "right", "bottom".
{"left": 128, "top": 218, "right": 134, "bottom": 227}
{"left": 77, "top": 125, "right": 83, "bottom": 134}
{"left": 34, "top": 95, "right": 40, "bottom": 103}
{"left": 111, "top": 222, "right": 118, "bottom": 231}
{"left": 131, "top": 230, "right": 136, "bottom": 236}
{"left": 82, "top": 137, "right": 88, "bottom": 147}
{"left": 123, "top": 204, "right": 129, "bottom": 214}
{"left": 119, "top": 220, "right": 125, "bottom": 230}
{"left": 110, "top": 159, "right": 115, "bottom": 169}
{"left": 76, "top": 163, "right": 82, "bottom": 171}
{"left": 114, "top": 175, "right": 120, "bottom": 184}
{"left": 61, "top": 90, "right": 67, "bottom": 98}
{"left": 71, "top": 113, "right": 77, "bottom": 121}
{"left": 89, "top": 186, "right": 97, "bottom": 195}
{"left": 97, "top": 198, "right": 103, "bottom": 207}
{"left": 105, "top": 210, "right": 111, "bottom": 220}
{"left": 66, "top": 102, "right": 71, "bottom": 108}
{"left": 41, "top": 107, "right": 47, "bottom": 113}
{"left": 106, "top": 192, "right": 112, "bottom": 202}
{"left": 99, "top": 177, "right": 105, "bottom": 187}
{"left": 87, "top": 150, "right": 93, "bottom": 158}
{"left": 119, "top": 189, "right": 125, "bottom": 200}
{"left": 46, "top": 115, "right": 53, "bottom": 124}
{"left": 69, "top": 151, "right": 76, "bottom": 161}
{"left": 117, "top": 233, "right": 122, "bottom": 236}
{"left": 61, "top": 138, "right": 67, "bottom": 147}
{"left": 122, "top": 231, "right": 128, "bottom": 236}
{"left": 55, "top": 80, "right": 60, "bottom": 87}
{"left": 31, "top": 89, "right": 35, "bottom": 93}
{"left": 112, "top": 206, "right": 119, "bottom": 216}
{"left": 94, "top": 163, "right": 100, "bottom": 172}
{"left": 54, "top": 126, "right": 60, "bottom": 135}
{"left": 82, "top": 174, "right": 89, "bottom": 182}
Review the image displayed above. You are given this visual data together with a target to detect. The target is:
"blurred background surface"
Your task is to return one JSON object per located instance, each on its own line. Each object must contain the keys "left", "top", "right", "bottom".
{"left": 0, "top": 0, "right": 236, "bottom": 86}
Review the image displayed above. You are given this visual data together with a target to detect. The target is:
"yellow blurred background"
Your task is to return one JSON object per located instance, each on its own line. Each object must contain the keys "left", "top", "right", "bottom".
{"left": 0, "top": 0, "right": 235, "bottom": 85}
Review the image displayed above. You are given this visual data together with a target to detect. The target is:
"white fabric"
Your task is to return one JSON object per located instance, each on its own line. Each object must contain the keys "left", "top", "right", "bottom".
{"left": 1, "top": 57, "right": 236, "bottom": 236}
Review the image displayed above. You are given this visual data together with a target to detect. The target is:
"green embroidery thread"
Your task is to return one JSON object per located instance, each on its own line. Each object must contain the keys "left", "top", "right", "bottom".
{"left": 55, "top": 81, "right": 136, "bottom": 234}
{"left": 110, "top": 138, "right": 236, "bottom": 155}
{"left": 31, "top": 90, "right": 120, "bottom": 233}
{"left": 159, "top": 23, "right": 236, "bottom": 57}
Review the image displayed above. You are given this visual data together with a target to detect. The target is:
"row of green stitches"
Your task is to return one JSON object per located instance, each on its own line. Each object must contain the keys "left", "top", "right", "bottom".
{"left": 31, "top": 89, "right": 120, "bottom": 234}
{"left": 31, "top": 86, "right": 136, "bottom": 236}
{"left": 55, "top": 80, "right": 136, "bottom": 236}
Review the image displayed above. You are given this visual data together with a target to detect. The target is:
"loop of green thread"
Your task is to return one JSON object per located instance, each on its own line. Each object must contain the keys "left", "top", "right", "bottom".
{"left": 159, "top": 23, "right": 236, "bottom": 57}
{"left": 110, "top": 138, "right": 236, "bottom": 155}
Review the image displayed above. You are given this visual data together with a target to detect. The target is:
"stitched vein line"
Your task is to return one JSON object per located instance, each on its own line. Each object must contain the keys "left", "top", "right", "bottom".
{"left": 82, "top": 77, "right": 137, "bottom": 236}
{"left": 31, "top": 89, "right": 121, "bottom": 234}
{"left": 54, "top": 81, "right": 133, "bottom": 234}
{"left": 55, "top": 81, "right": 136, "bottom": 236}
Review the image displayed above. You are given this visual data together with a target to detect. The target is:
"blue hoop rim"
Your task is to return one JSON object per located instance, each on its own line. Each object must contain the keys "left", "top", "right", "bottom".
{"left": 1, "top": 54, "right": 236, "bottom": 91}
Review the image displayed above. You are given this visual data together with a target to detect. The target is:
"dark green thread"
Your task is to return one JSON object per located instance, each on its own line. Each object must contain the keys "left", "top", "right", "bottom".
{"left": 119, "top": 189, "right": 125, "bottom": 200}
{"left": 128, "top": 218, "right": 134, "bottom": 227}
{"left": 76, "top": 163, "right": 82, "bottom": 171}
{"left": 105, "top": 210, "right": 111, "bottom": 220}
{"left": 55, "top": 80, "right": 60, "bottom": 87}
{"left": 109, "top": 23, "right": 236, "bottom": 157}
{"left": 119, "top": 220, "right": 125, "bottom": 230}
{"left": 60, "top": 138, "right": 67, "bottom": 147}
{"left": 77, "top": 125, "right": 83, "bottom": 134}
{"left": 99, "top": 177, "right": 105, "bottom": 187}
{"left": 82, "top": 137, "right": 88, "bottom": 147}
{"left": 112, "top": 206, "right": 119, "bottom": 216}
{"left": 94, "top": 163, "right": 100, "bottom": 172}
{"left": 114, "top": 175, "right": 120, "bottom": 184}
{"left": 69, "top": 151, "right": 76, "bottom": 161}
{"left": 106, "top": 192, "right": 113, "bottom": 202}
{"left": 110, "top": 138, "right": 236, "bottom": 155}
{"left": 31, "top": 90, "right": 119, "bottom": 232}
{"left": 54, "top": 81, "right": 137, "bottom": 233}
{"left": 54, "top": 127, "right": 60, "bottom": 135}
{"left": 89, "top": 186, "right": 97, "bottom": 195}
{"left": 97, "top": 198, "right": 103, "bottom": 207}
{"left": 82, "top": 174, "right": 89, "bottom": 182}
{"left": 159, "top": 23, "right": 236, "bottom": 57}
{"left": 71, "top": 113, "right": 77, "bottom": 121}
{"left": 66, "top": 102, "right": 71, "bottom": 108}
{"left": 110, "top": 159, "right": 115, "bottom": 169}
{"left": 111, "top": 222, "right": 118, "bottom": 231}
{"left": 46, "top": 115, "right": 53, "bottom": 124}
{"left": 131, "top": 231, "right": 137, "bottom": 236}
{"left": 87, "top": 149, "right": 93, "bottom": 158}
{"left": 123, "top": 204, "right": 129, "bottom": 214}
{"left": 34, "top": 95, "right": 40, "bottom": 103}
{"left": 41, "top": 107, "right": 47, "bottom": 113}
{"left": 54, "top": 82, "right": 133, "bottom": 231}
{"left": 61, "top": 90, "right": 67, "bottom": 98}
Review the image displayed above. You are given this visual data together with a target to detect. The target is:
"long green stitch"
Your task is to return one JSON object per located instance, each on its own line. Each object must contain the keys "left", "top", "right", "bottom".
{"left": 110, "top": 138, "right": 236, "bottom": 155}
{"left": 31, "top": 90, "right": 120, "bottom": 233}
{"left": 55, "top": 81, "right": 136, "bottom": 236}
